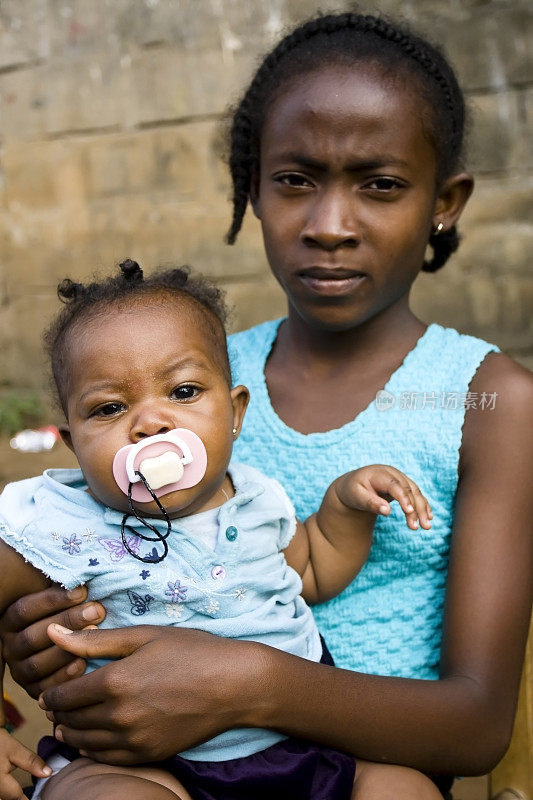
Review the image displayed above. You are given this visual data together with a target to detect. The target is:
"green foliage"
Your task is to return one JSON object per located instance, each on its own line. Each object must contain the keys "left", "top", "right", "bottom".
{"left": 0, "top": 392, "right": 44, "bottom": 436}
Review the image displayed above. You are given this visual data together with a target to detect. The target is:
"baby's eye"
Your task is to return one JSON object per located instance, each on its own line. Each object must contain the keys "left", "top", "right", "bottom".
{"left": 93, "top": 402, "right": 125, "bottom": 417}
{"left": 171, "top": 385, "right": 200, "bottom": 401}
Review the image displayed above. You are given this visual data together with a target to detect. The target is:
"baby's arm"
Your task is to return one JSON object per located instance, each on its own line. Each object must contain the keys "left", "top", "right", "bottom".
{"left": 0, "top": 542, "right": 56, "bottom": 798}
{"left": 284, "top": 465, "right": 431, "bottom": 604}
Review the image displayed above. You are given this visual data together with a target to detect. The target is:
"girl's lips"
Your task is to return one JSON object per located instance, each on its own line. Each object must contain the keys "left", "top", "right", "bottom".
{"left": 298, "top": 270, "right": 367, "bottom": 296}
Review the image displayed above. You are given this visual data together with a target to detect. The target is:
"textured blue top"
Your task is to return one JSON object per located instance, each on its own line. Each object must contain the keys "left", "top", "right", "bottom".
{"left": 230, "top": 321, "right": 499, "bottom": 679}
{"left": 0, "top": 461, "right": 322, "bottom": 761}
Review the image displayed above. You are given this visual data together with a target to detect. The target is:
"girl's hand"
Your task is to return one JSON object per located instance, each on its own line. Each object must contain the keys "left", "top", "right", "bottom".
{"left": 39, "top": 624, "right": 264, "bottom": 764}
{"left": 0, "top": 586, "right": 106, "bottom": 698}
{"left": 336, "top": 465, "right": 432, "bottom": 530}
{"left": 0, "top": 729, "right": 52, "bottom": 800}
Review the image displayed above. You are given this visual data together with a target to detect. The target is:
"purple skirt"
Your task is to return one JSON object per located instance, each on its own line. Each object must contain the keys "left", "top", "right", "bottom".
{"left": 37, "top": 639, "right": 355, "bottom": 800}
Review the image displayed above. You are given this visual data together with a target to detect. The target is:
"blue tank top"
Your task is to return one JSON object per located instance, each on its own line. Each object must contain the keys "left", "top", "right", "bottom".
{"left": 229, "top": 321, "right": 499, "bottom": 679}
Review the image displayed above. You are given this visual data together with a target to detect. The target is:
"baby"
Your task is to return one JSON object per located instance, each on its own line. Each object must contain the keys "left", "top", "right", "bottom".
{"left": 0, "top": 261, "right": 431, "bottom": 800}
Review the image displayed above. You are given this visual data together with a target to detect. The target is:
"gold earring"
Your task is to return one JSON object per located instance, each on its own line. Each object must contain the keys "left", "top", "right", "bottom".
{"left": 434, "top": 222, "right": 444, "bottom": 234}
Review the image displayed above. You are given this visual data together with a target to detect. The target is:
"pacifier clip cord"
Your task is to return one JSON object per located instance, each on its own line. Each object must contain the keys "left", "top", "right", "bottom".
{"left": 121, "top": 470, "right": 171, "bottom": 563}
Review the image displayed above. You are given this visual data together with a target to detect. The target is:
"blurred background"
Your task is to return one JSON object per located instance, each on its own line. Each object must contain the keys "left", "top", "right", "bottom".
{"left": 0, "top": 2, "right": 531, "bottom": 797}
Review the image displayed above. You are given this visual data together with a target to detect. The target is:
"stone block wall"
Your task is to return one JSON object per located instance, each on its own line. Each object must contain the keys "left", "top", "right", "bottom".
{"left": 0, "top": 0, "right": 531, "bottom": 407}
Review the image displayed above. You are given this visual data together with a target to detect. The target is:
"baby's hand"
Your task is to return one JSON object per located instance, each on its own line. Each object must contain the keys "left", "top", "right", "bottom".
{"left": 0, "top": 728, "right": 52, "bottom": 800}
{"left": 337, "top": 465, "right": 432, "bottom": 530}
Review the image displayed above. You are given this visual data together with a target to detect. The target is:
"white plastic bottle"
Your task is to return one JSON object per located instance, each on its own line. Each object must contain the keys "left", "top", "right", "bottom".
{"left": 9, "top": 426, "right": 60, "bottom": 453}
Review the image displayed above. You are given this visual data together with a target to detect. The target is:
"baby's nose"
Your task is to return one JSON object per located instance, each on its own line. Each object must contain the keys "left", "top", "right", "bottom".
{"left": 131, "top": 409, "right": 176, "bottom": 441}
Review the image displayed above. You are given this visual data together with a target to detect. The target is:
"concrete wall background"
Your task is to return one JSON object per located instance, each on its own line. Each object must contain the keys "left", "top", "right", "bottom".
{"left": 0, "top": 0, "right": 531, "bottom": 412}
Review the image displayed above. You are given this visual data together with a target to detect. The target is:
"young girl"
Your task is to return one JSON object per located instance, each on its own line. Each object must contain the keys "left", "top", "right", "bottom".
{"left": 0, "top": 260, "right": 431, "bottom": 800}
{"left": 2, "top": 12, "right": 532, "bottom": 800}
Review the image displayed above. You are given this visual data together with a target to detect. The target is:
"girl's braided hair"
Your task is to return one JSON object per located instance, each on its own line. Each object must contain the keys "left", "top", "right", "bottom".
{"left": 226, "top": 12, "right": 466, "bottom": 272}
{"left": 44, "top": 259, "right": 230, "bottom": 413}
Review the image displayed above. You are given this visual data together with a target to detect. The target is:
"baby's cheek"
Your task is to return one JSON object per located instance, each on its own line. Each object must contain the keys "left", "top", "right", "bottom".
{"left": 86, "top": 472, "right": 129, "bottom": 512}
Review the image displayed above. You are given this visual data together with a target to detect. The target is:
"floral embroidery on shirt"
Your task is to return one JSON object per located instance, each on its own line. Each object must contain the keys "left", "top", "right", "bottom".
{"left": 140, "top": 570, "right": 150, "bottom": 580}
{"left": 82, "top": 527, "right": 96, "bottom": 543}
{"left": 165, "top": 580, "right": 188, "bottom": 602}
{"left": 62, "top": 534, "right": 82, "bottom": 555}
{"left": 165, "top": 603, "right": 184, "bottom": 620}
{"left": 88, "top": 558, "right": 99, "bottom": 567}
{"left": 234, "top": 587, "right": 247, "bottom": 601}
{"left": 204, "top": 600, "right": 220, "bottom": 616}
{"left": 51, "top": 531, "right": 61, "bottom": 542}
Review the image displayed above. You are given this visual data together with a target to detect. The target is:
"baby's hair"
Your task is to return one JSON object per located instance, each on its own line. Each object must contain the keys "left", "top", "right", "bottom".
{"left": 226, "top": 12, "right": 466, "bottom": 272}
{"left": 44, "top": 259, "right": 231, "bottom": 414}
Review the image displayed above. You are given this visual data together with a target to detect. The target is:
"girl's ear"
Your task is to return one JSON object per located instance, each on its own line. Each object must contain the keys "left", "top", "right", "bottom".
{"left": 58, "top": 424, "right": 74, "bottom": 453}
{"left": 230, "top": 385, "right": 250, "bottom": 439}
{"left": 249, "top": 167, "right": 261, "bottom": 220}
{"left": 433, "top": 172, "right": 474, "bottom": 231}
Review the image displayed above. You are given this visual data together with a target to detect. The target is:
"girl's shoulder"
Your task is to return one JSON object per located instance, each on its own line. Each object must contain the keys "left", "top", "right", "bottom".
{"left": 385, "top": 323, "right": 499, "bottom": 394}
{"left": 472, "top": 348, "right": 532, "bottom": 384}
{"left": 412, "top": 325, "right": 532, "bottom": 436}
{"left": 424, "top": 323, "right": 499, "bottom": 357}
{"left": 467, "top": 349, "right": 533, "bottom": 414}
{"left": 460, "top": 348, "right": 533, "bottom": 470}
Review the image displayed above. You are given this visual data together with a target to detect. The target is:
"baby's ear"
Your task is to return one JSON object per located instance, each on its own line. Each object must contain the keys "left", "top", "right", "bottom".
{"left": 230, "top": 385, "right": 250, "bottom": 438}
{"left": 58, "top": 425, "right": 74, "bottom": 452}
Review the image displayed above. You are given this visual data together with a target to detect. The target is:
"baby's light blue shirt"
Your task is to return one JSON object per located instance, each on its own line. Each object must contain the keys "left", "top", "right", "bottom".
{"left": 0, "top": 462, "right": 322, "bottom": 761}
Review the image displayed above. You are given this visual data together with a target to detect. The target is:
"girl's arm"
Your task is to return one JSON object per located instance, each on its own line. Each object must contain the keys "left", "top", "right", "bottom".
{"left": 0, "top": 546, "right": 58, "bottom": 797}
{"left": 284, "top": 466, "right": 431, "bottom": 604}
{"left": 246, "top": 353, "right": 533, "bottom": 774}
{"left": 8, "top": 354, "right": 533, "bottom": 775}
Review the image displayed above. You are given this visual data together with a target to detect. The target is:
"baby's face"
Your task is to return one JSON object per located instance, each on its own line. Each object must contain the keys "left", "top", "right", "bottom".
{"left": 60, "top": 299, "right": 247, "bottom": 518}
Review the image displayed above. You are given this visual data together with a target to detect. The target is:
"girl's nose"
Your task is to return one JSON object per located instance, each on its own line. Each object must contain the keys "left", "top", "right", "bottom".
{"left": 130, "top": 408, "right": 176, "bottom": 442}
{"left": 300, "top": 188, "right": 360, "bottom": 251}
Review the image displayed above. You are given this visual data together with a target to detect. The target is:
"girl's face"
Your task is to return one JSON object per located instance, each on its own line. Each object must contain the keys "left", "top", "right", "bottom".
{"left": 59, "top": 300, "right": 248, "bottom": 519}
{"left": 252, "top": 63, "right": 468, "bottom": 332}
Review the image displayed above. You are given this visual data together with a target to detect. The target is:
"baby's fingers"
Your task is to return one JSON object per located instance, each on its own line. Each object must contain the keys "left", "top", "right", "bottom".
{"left": 380, "top": 475, "right": 421, "bottom": 529}
{"left": 408, "top": 482, "right": 433, "bottom": 530}
{"left": 349, "top": 482, "right": 391, "bottom": 516}
{"left": 8, "top": 739, "right": 52, "bottom": 778}
{"left": 383, "top": 473, "right": 432, "bottom": 530}
{"left": 0, "top": 771, "right": 27, "bottom": 800}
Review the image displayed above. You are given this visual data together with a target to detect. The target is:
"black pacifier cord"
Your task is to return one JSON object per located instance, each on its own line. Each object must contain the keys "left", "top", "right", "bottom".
{"left": 120, "top": 470, "right": 171, "bottom": 563}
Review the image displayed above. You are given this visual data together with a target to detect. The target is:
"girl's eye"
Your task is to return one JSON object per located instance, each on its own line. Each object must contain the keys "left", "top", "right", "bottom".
{"left": 364, "top": 177, "right": 403, "bottom": 192}
{"left": 93, "top": 402, "right": 125, "bottom": 417}
{"left": 172, "top": 385, "right": 199, "bottom": 401}
{"left": 274, "top": 173, "right": 313, "bottom": 189}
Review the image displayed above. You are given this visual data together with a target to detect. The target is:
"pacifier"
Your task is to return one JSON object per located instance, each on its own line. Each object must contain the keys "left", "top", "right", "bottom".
{"left": 112, "top": 429, "right": 208, "bottom": 565}
{"left": 113, "top": 428, "right": 207, "bottom": 503}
